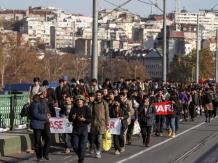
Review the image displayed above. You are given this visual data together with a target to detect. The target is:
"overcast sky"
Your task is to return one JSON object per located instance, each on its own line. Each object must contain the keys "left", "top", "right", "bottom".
{"left": 0, "top": 0, "right": 218, "bottom": 17}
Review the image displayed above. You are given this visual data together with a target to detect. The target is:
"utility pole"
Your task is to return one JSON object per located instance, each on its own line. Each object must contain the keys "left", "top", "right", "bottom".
{"left": 216, "top": 29, "right": 218, "bottom": 83}
{"left": 163, "top": 0, "right": 167, "bottom": 84}
{"left": 91, "top": 0, "right": 98, "bottom": 79}
{"left": 196, "top": 15, "right": 200, "bottom": 83}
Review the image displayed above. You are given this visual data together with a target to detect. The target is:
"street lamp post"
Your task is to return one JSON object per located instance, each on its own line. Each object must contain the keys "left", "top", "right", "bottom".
{"left": 216, "top": 29, "right": 218, "bottom": 83}
{"left": 163, "top": 0, "right": 167, "bottom": 84}
{"left": 196, "top": 15, "right": 200, "bottom": 83}
{"left": 91, "top": 0, "right": 98, "bottom": 80}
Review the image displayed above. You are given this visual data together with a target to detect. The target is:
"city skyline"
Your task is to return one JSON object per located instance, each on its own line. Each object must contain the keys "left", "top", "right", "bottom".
{"left": 0, "top": 0, "right": 217, "bottom": 17}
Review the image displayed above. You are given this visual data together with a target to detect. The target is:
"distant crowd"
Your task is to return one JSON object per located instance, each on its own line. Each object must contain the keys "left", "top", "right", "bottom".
{"left": 28, "top": 76, "right": 218, "bottom": 163}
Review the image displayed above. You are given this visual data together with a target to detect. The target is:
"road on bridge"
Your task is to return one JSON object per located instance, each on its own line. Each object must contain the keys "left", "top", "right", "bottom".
{"left": 1, "top": 116, "right": 218, "bottom": 163}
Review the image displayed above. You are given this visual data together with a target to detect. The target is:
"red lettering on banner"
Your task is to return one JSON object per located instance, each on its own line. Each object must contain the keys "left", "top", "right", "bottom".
{"left": 109, "top": 121, "right": 115, "bottom": 129}
{"left": 57, "top": 121, "right": 63, "bottom": 129}
{"left": 50, "top": 120, "right": 63, "bottom": 129}
{"left": 59, "top": 121, "right": 63, "bottom": 129}
{"left": 50, "top": 121, "right": 54, "bottom": 128}
{"left": 154, "top": 101, "right": 175, "bottom": 115}
{"left": 54, "top": 121, "right": 59, "bottom": 129}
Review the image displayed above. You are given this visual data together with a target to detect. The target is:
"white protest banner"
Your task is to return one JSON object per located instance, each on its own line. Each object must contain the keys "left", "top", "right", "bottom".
{"left": 49, "top": 117, "right": 121, "bottom": 135}
{"left": 49, "top": 117, "right": 73, "bottom": 133}
{"left": 108, "top": 118, "right": 121, "bottom": 135}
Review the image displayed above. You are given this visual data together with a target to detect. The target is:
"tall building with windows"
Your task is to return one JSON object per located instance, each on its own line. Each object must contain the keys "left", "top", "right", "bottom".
{"left": 175, "top": 11, "right": 218, "bottom": 38}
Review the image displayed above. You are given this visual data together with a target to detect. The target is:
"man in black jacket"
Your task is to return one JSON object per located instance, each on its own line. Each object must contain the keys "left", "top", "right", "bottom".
{"left": 138, "top": 95, "right": 156, "bottom": 147}
{"left": 68, "top": 95, "right": 92, "bottom": 163}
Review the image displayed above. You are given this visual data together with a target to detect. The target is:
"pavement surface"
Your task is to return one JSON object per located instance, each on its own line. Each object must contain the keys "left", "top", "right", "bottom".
{"left": 1, "top": 116, "right": 218, "bottom": 163}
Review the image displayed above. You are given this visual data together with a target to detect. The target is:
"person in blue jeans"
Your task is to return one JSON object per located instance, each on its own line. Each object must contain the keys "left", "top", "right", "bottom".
{"left": 90, "top": 90, "right": 110, "bottom": 158}
{"left": 166, "top": 114, "right": 176, "bottom": 138}
{"left": 167, "top": 92, "right": 180, "bottom": 138}
{"left": 68, "top": 95, "right": 92, "bottom": 163}
{"left": 60, "top": 96, "right": 74, "bottom": 153}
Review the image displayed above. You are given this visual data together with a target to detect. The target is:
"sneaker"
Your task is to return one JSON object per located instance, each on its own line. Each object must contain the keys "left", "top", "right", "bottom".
{"left": 26, "top": 149, "right": 35, "bottom": 154}
{"left": 89, "top": 149, "right": 95, "bottom": 154}
{"left": 96, "top": 153, "right": 101, "bottom": 159}
{"left": 37, "top": 158, "right": 43, "bottom": 162}
{"left": 168, "top": 130, "right": 172, "bottom": 137}
{"left": 115, "top": 150, "right": 120, "bottom": 155}
{"left": 120, "top": 148, "right": 125, "bottom": 153}
{"left": 145, "top": 144, "right": 150, "bottom": 147}
{"left": 171, "top": 133, "right": 176, "bottom": 138}
{"left": 155, "top": 133, "right": 159, "bottom": 136}
{"left": 65, "top": 148, "right": 70, "bottom": 154}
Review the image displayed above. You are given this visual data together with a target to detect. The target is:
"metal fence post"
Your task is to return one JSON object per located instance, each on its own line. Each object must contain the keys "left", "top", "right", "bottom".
{"left": 9, "top": 95, "right": 15, "bottom": 130}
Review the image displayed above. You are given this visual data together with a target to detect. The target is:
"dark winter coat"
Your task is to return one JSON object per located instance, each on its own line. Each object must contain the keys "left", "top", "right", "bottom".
{"left": 47, "top": 88, "right": 57, "bottom": 117}
{"left": 68, "top": 105, "right": 92, "bottom": 129}
{"left": 30, "top": 99, "right": 49, "bottom": 130}
{"left": 60, "top": 104, "right": 74, "bottom": 117}
{"left": 168, "top": 96, "right": 181, "bottom": 118}
{"left": 138, "top": 104, "right": 156, "bottom": 127}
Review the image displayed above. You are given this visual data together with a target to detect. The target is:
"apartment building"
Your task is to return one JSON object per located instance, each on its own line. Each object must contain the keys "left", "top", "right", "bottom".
{"left": 175, "top": 11, "right": 218, "bottom": 38}
{"left": 50, "top": 21, "right": 75, "bottom": 49}
{"left": 0, "top": 9, "right": 26, "bottom": 21}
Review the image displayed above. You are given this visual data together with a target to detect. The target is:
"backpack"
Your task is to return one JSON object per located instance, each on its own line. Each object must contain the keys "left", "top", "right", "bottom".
{"left": 20, "top": 103, "right": 31, "bottom": 117}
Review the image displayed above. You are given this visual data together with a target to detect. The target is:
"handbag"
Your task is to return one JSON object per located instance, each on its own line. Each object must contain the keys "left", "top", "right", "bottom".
{"left": 102, "top": 130, "right": 112, "bottom": 151}
{"left": 132, "top": 121, "right": 141, "bottom": 135}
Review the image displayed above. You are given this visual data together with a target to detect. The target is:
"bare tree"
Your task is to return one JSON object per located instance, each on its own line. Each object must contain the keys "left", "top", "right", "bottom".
{"left": 0, "top": 34, "right": 14, "bottom": 88}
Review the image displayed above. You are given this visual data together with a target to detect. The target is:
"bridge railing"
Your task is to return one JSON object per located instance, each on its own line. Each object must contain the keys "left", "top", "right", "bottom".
{"left": 0, "top": 93, "right": 29, "bottom": 130}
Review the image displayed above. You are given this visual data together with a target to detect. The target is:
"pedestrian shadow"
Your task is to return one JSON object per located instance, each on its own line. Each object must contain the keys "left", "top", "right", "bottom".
{"left": 125, "top": 144, "right": 144, "bottom": 148}
{"left": 179, "top": 122, "right": 195, "bottom": 125}
{"left": 194, "top": 143, "right": 218, "bottom": 163}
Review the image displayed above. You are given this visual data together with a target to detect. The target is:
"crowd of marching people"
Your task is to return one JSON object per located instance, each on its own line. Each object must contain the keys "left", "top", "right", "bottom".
{"left": 27, "top": 76, "right": 218, "bottom": 163}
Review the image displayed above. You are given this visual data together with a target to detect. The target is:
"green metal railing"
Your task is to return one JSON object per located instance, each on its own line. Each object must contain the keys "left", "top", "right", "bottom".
{"left": 0, "top": 93, "right": 29, "bottom": 130}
